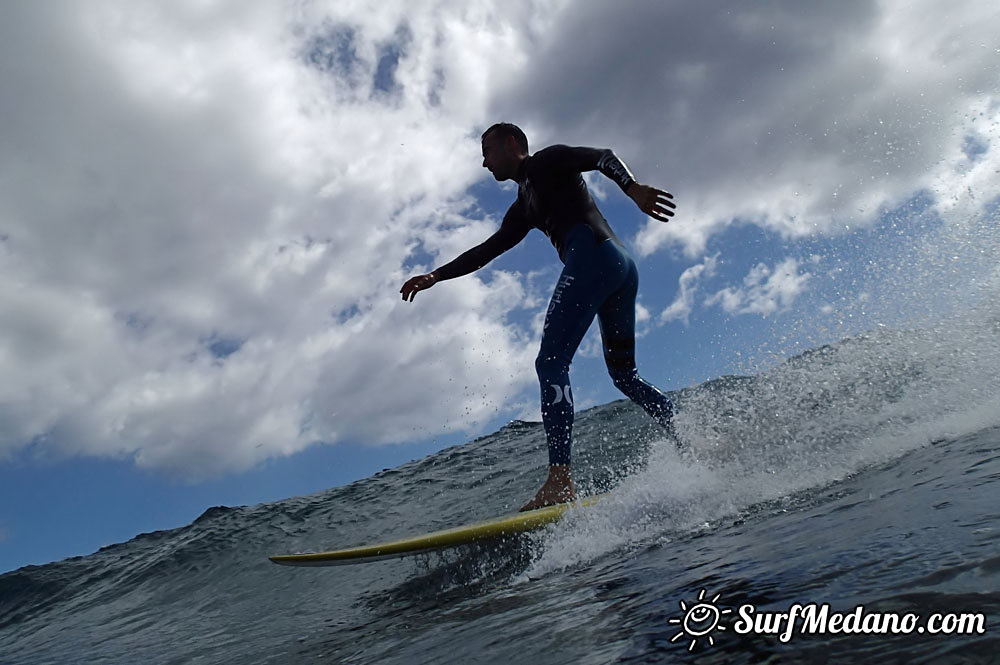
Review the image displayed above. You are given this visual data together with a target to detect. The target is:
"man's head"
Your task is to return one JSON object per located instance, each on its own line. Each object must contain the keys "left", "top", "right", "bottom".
{"left": 481, "top": 122, "right": 529, "bottom": 182}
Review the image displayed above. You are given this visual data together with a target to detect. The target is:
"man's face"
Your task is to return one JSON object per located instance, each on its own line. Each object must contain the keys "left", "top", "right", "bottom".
{"left": 481, "top": 133, "right": 517, "bottom": 181}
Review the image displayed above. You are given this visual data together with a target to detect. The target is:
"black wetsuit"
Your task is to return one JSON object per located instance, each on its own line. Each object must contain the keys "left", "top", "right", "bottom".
{"left": 433, "top": 145, "right": 675, "bottom": 464}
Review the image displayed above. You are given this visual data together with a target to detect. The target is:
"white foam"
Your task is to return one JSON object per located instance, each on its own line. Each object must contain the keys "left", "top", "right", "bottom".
{"left": 523, "top": 300, "right": 1000, "bottom": 578}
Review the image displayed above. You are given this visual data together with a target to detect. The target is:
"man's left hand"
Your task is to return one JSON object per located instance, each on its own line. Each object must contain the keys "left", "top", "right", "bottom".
{"left": 627, "top": 183, "right": 676, "bottom": 223}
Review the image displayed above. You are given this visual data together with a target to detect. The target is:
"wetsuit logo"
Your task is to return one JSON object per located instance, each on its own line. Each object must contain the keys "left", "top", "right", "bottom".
{"left": 550, "top": 384, "right": 573, "bottom": 406}
{"left": 596, "top": 151, "right": 635, "bottom": 191}
{"left": 544, "top": 274, "right": 576, "bottom": 331}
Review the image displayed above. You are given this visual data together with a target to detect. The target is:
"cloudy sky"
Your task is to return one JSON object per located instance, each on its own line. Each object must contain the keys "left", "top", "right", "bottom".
{"left": 1, "top": 0, "right": 998, "bottom": 572}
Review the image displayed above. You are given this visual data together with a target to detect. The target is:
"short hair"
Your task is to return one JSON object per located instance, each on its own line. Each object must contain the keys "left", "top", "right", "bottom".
{"left": 481, "top": 122, "right": 528, "bottom": 153}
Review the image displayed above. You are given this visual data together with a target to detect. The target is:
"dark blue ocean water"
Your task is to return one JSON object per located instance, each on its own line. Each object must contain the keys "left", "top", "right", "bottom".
{"left": 2, "top": 311, "right": 999, "bottom": 664}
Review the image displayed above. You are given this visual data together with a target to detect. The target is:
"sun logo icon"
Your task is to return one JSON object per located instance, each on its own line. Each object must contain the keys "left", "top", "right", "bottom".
{"left": 668, "top": 588, "right": 732, "bottom": 651}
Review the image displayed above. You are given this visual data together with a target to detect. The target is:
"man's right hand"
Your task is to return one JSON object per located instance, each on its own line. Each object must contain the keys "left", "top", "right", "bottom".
{"left": 400, "top": 273, "right": 438, "bottom": 302}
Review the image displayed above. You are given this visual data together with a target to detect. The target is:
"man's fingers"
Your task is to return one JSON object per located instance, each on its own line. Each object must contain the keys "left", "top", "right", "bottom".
{"left": 401, "top": 274, "right": 435, "bottom": 301}
{"left": 640, "top": 197, "right": 676, "bottom": 221}
{"left": 645, "top": 187, "right": 673, "bottom": 201}
{"left": 401, "top": 278, "right": 417, "bottom": 301}
{"left": 650, "top": 190, "right": 676, "bottom": 223}
{"left": 647, "top": 196, "right": 675, "bottom": 222}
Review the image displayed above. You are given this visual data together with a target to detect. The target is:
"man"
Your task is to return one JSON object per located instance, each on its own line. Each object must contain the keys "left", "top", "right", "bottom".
{"left": 400, "top": 122, "right": 677, "bottom": 512}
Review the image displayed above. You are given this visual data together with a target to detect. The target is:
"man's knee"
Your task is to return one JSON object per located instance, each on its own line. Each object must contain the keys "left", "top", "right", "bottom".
{"left": 536, "top": 351, "right": 568, "bottom": 380}
{"left": 608, "top": 366, "right": 639, "bottom": 393}
{"left": 603, "top": 337, "right": 636, "bottom": 381}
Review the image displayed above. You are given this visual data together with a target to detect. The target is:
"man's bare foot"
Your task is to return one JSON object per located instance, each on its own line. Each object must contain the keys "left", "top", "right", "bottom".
{"left": 520, "top": 464, "right": 576, "bottom": 512}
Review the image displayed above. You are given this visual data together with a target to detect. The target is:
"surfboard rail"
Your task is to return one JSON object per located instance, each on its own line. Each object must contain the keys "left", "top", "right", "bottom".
{"left": 269, "top": 494, "right": 607, "bottom": 567}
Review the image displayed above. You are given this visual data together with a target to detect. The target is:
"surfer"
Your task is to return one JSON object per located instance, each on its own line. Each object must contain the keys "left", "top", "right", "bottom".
{"left": 401, "top": 123, "right": 678, "bottom": 512}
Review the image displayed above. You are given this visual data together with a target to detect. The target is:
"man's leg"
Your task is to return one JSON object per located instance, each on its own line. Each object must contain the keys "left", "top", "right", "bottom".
{"left": 535, "top": 273, "right": 590, "bottom": 469}
{"left": 521, "top": 272, "right": 603, "bottom": 511}
{"left": 597, "top": 258, "right": 678, "bottom": 442}
{"left": 521, "top": 233, "right": 624, "bottom": 511}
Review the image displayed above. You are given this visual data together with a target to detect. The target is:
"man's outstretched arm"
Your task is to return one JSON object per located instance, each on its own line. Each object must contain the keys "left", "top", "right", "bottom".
{"left": 536, "top": 145, "right": 676, "bottom": 223}
{"left": 400, "top": 206, "right": 530, "bottom": 302}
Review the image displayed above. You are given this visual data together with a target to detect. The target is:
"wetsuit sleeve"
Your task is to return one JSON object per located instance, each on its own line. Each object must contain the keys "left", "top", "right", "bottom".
{"left": 537, "top": 145, "right": 638, "bottom": 195}
{"left": 431, "top": 203, "right": 531, "bottom": 281}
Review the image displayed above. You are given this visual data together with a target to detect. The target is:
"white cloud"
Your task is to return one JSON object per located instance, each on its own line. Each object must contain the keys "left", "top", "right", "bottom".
{"left": 707, "top": 258, "right": 811, "bottom": 317}
{"left": 635, "top": 301, "right": 652, "bottom": 339}
{"left": 660, "top": 254, "right": 719, "bottom": 325}
{"left": 490, "top": 0, "right": 1000, "bottom": 257}
{"left": 923, "top": 96, "right": 1000, "bottom": 224}
{"left": 0, "top": 1, "right": 560, "bottom": 476}
{"left": 1, "top": 0, "right": 997, "bottom": 478}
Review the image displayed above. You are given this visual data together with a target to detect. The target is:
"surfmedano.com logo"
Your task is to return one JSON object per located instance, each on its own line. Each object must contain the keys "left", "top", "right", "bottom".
{"left": 668, "top": 589, "right": 733, "bottom": 651}
{"left": 668, "top": 588, "right": 987, "bottom": 651}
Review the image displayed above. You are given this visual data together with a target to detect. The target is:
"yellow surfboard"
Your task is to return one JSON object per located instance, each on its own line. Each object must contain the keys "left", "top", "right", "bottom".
{"left": 269, "top": 494, "right": 607, "bottom": 567}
